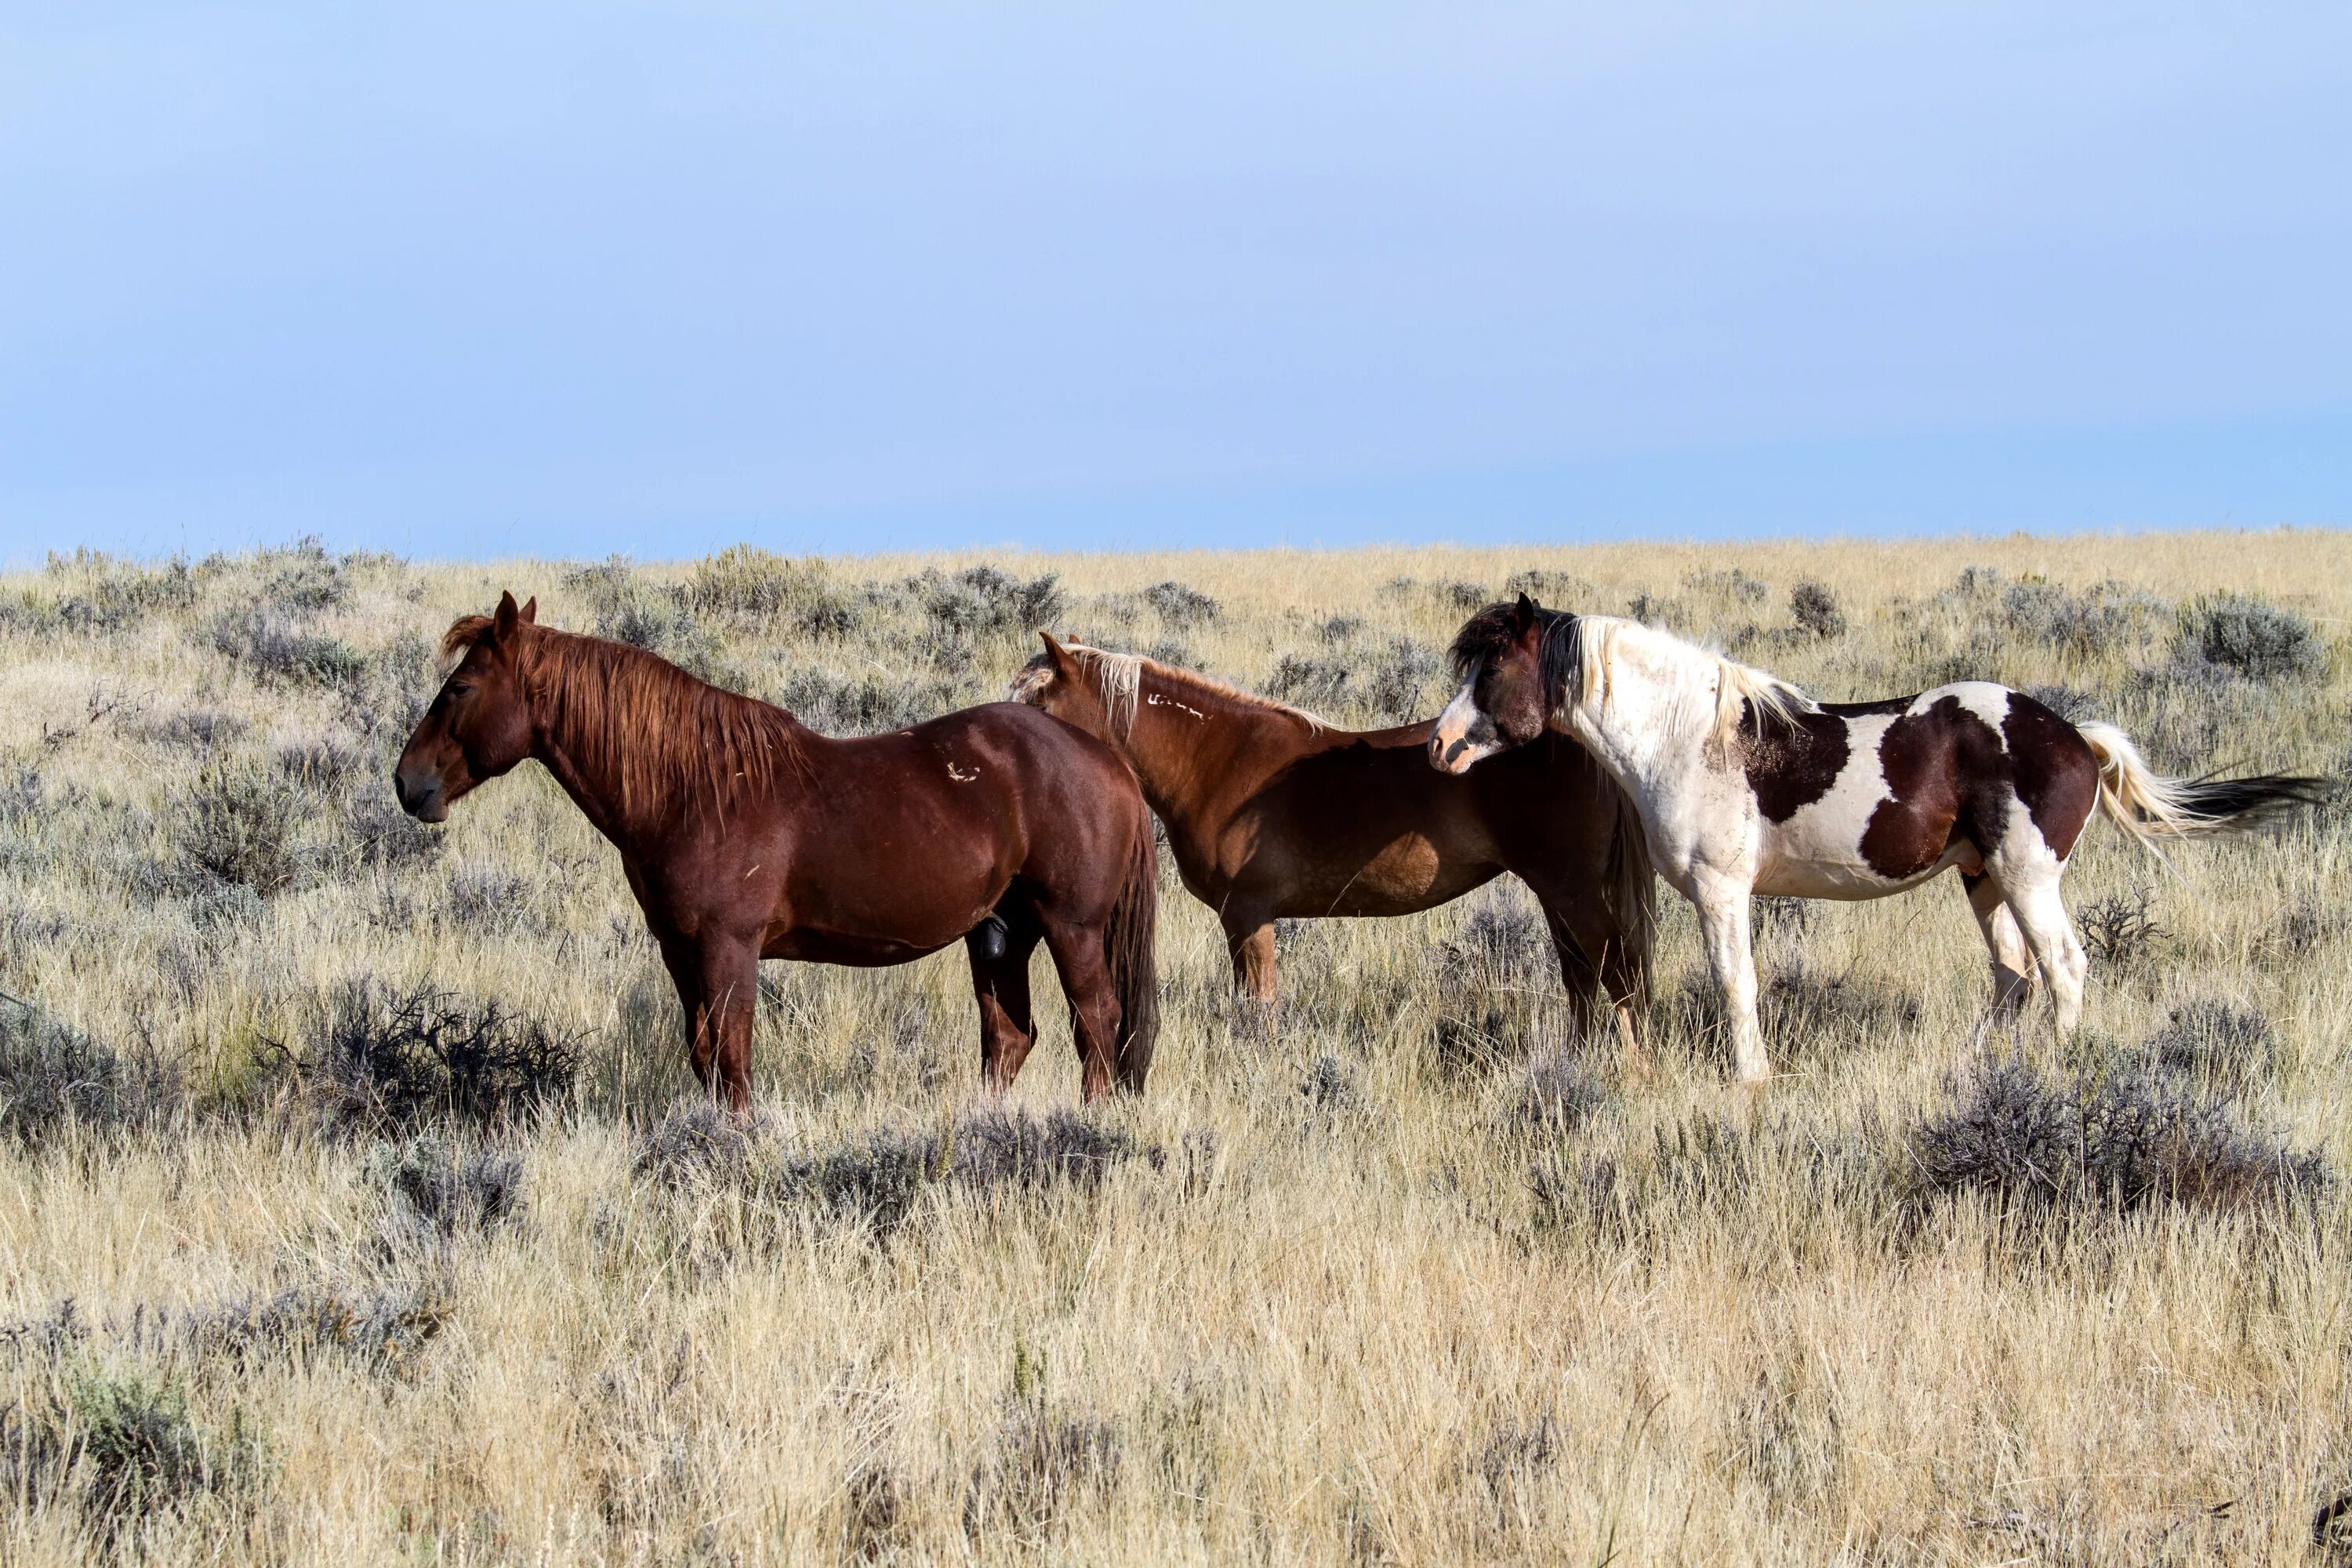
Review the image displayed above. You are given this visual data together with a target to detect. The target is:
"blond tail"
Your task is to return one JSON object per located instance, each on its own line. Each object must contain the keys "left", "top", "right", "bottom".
{"left": 2075, "top": 721, "right": 2330, "bottom": 844}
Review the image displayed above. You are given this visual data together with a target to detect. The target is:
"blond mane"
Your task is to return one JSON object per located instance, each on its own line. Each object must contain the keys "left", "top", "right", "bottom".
{"left": 1571, "top": 615, "right": 1805, "bottom": 762}
{"left": 1050, "top": 643, "right": 1326, "bottom": 740}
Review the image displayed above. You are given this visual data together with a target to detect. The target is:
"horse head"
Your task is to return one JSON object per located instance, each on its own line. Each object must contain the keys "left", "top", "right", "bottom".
{"left": 1430, "top": 593, "right": 1558, "bottom": 775}
{"left": 1010, "top": 632, "right": 1118, "bottom": 744}
{"left": 394, "top": 590, "right": 538, "bottom": 822}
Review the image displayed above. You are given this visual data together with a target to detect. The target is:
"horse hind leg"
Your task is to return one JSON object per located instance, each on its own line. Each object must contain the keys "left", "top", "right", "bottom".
{"left": 966, "top": 907, "right": 1042, "bottom": 1094}
{"left": 1998, "top": 866, "right": 2088, "bottom": 1035}
{"left": 1963, "top": 870, "right": 2035, "bottom": 1045}
{"left": 1040, "top": 914, "right": 1123, "bottom": 1102}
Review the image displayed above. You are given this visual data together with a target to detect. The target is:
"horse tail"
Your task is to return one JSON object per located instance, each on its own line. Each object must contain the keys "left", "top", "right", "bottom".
{"left": 2076, "top": 721, "right": 2331, "bottom": 844}
{"left": 1599, "top": 784, "right": 1656, "bottom": 1016}
{"left": 1105, "top": 804, "right": 1161, "bottom": 1091}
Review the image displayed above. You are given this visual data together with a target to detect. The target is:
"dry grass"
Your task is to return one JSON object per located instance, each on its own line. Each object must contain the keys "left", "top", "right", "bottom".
{"left": 0, "top": 528, "right": 2347, "bottom": 1564}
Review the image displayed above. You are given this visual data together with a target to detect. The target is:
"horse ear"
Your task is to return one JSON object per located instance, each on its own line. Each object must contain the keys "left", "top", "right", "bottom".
{"left": 519, "top": 596, "right": 537, "bottom": 624}
{"left": 1040, "top": 630, "right": 1076, "bottom": 674}
{"left": 492, "top": 591, "right": 521, "bottom": 642}
{"left": 1513, "top": 591, "right": 1540, "bottom": 630}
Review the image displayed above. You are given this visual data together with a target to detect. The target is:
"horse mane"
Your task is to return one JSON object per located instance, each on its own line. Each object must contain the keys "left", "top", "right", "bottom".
{"left": 443, "top": 615, "right": 812, "bottom": 820}
{"left": 1018, "top": 643, "right": 1325, "bottom": 739}
{"left": 1450, "top": 604, "right": 1804, "bottom": 760}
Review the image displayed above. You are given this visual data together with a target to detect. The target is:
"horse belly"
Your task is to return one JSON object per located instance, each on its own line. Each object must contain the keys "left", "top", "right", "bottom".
{"left": 1755, "top": 728, "right": 1953, "bottom": 898}
{"left": 771, "top": 820, "right": 1011, "bottom": 960}
{"left": 765, "top": 927, "right": 954, "bottom": 967}
{"left": 1756, "top": 815, "right": 1963, "bottom": 898}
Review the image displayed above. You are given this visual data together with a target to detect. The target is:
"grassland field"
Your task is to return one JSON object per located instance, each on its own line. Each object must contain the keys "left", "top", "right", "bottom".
{"left": 0, "top": 528, "right": 2347, "bottom": 1566}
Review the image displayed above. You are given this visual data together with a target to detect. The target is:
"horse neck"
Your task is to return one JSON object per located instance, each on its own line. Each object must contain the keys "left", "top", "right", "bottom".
{"left": 1118, "top": 666, "right": 1301, "bottom": 826}
{"left": 519, "top": 640, "right": 798, "bottom": 852}
{"left": 1564, "top": 628, "right": 1717, "bottom": 789}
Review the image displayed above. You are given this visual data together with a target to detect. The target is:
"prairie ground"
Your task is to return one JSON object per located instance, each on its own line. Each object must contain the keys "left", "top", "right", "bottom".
{"left": 0, "top": 528, "right": 2347, "bottom": 1565}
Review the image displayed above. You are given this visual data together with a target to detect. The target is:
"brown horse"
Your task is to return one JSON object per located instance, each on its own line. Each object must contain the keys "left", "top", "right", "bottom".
{"left": 1012, "top": 634, "right": 1653, "bottom": 1051}
{"left": 393, "top": 593, "right": 1158, "bottom": 1109}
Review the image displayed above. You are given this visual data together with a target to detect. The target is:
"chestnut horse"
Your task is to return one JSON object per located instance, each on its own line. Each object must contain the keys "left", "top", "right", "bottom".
{"left": 1012, "top": 633, "right": 1653, "bottom": 1051}
{"left": 394, "top": 593, "right": 1158, "bottom": 1109}
{"left": 1433, "top": 594, "right": 2328, "bottom": 1081}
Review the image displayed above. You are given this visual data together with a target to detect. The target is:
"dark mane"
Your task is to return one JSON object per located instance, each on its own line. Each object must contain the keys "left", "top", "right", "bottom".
{"left": 1448, "top": 603, "right": 1584, "bottom": 715}
{"left": 444, "top": 616, "right": 812, "bottom": 820}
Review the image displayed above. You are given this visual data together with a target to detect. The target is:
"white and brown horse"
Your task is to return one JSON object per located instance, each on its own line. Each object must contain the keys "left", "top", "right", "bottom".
{"left": 1431, "top": 594, "right": 2328, "bottom": 1082}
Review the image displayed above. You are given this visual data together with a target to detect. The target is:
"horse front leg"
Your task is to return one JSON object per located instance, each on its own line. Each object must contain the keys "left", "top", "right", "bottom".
{"left": 1223, "top": 913, "right": 1278, "bottom": 1004}
{"left": 683, "top": 935, "right": 761, "bottom": 1115}
{"left": 655, "top": 935, "right": 715, "bottom": 1092}
{"left": 1693, "top": 876, "right": 1766, "bottom": 1084}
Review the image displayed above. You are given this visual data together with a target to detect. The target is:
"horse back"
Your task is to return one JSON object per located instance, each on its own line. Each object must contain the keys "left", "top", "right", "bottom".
{"left": 760, "top": 702, "right": 1144, "bottom": 960}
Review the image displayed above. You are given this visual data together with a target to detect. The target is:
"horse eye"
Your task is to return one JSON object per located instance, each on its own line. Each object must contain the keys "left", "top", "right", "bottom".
{"left": 447, "top": 681, "right": 475, "bottom": 698}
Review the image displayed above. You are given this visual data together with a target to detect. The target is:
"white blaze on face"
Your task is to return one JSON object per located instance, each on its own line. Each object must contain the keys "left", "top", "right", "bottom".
{"left": 1428, "top": 681, "right": 1505, "bottom": 775}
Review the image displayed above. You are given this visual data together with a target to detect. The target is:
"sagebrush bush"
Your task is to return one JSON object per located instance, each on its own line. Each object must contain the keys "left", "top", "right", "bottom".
{"left": 2076, "top": 889, "right": 2165, "bottom": 968}
{"left": 1266, "top": 636, "right": 1441, "bottom": 724}
{"left": 1437, "top": 885, "right": 1548, "bottom": 986}
{"left": 1755, "top": 964, "right": 1919, "bottom": 1053}
{"left": 240, "top": 536, "right": 350, "bottom": 614}
{"left": 2145, "top": 998, "right": 2280, "bottom": 1096}
{"left": 2180, "top": 593, "right": 2326, "bottom": 681}
{"left": 1508, "top": 1047, "right": 1611, "bottom": 1133}
{"left": 2022, "top": 682, "right": 2099, "bottom": 722}
{"left": 0, "top": 1000, "right": 177, "bottom": 1145}
{"left": 1299, "top": 1054, "right": 1363, "bottom": 1116}
{"left": 43, "top": 551, "right": 198, "bottom": 635}
{"left": 13, "top": 1362, "right": 265, "bottom": 1535}
{"left": 922, "top": 566, "right": 1064, "bottom": 638}
{"left": 167, "top": 760, "right": 308, "bottom": 896}
{"left": 966, "top": 1396, "right": 1121, "bottom": 1539}
{"left": 1504, "top": 568, "right": 1590, "bottom": 604}
{"left": 1142, "top": 580, "right": 1219, "bottom": 629}
{"left": 339, "top": 793, "right": 440, "bottom": 873}
{"left": 1685, "top": 567, "right": 1769, "bottom": 605}
{"left": 2001, "top": 579, "right": 2165, "bottom": 659}
{"left": 1910, "top": 1058, "right": 2325, "bottom": 1217}
{"left": 633, "top": 1103, "right": 1153, "bottom": 1236}
{"left": 369, "top": 1136, "right": 526, "bottom": 1243}
{"left": 267, "top": 981, "right": 579, "bottom": 1135}
{"left": 679, "top": 544, "right": 825, "bottom": 626}
{"left": 129, "top": 1287, "right": 445, "bottom": 1374}
{"left": 1789, "top": 580, "right": 1847, "bottom": 639}
{"left": 774, "top": 665, "right": 963, "bottom": 735}
{"left": 1532, "top": 1111, "right": 1885, "bottom": 1249}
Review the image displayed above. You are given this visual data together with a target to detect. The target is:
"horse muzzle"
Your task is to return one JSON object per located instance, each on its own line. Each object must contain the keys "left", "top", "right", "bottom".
{"left": 392, "top": 768, "right": 448, "bottom": 823}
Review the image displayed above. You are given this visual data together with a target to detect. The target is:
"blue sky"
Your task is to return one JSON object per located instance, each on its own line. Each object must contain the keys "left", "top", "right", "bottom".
{"left": 3, "top": 4, "right": 2347, "bottom": 560}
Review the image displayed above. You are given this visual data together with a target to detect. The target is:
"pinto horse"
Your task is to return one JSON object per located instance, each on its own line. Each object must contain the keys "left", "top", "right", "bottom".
{"left": 1431, "top": 594, "right": 2328, "bottom": 1083}
{"left": 1011, "top": 633, "right": 1654, "bottom": 1051}
{"left": 394, "top": 593, "right": 1159, "bottom": 1109}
